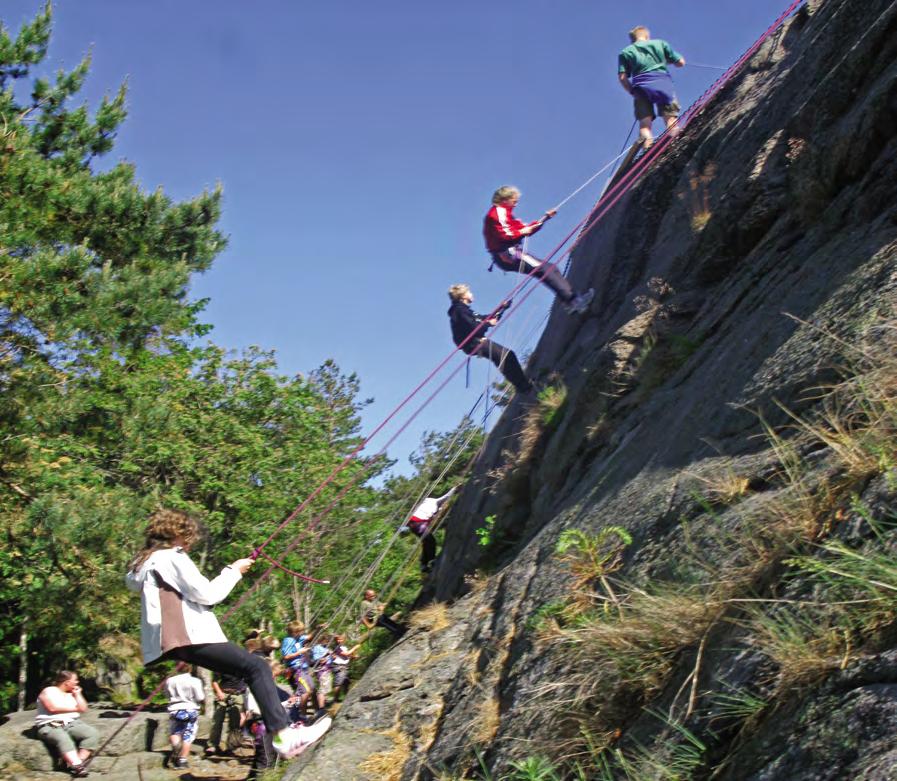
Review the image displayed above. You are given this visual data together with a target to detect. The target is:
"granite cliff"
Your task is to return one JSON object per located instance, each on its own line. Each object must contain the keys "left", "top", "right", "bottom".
{"left": 290, "top": 0, "right": 897, "bottom": 778}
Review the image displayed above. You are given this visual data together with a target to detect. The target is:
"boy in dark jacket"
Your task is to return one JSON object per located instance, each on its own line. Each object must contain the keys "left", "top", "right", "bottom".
{"left": 447, "top": 284, "right": 532, "bottom": 395}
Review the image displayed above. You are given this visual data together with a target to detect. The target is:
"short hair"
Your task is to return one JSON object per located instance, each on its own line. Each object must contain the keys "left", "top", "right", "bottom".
{"left": 54, "top": 670, "right": 77, "bottom": 686}
{"left": 286, "top": 620, "right": 305, "bottom": 636}
{"left": 492, "top": 185, "right": 520, "bottom": 205}
{"left": 448, "top": 284, "right": 471, "bottom": 302}
{"left": 245, "top": 637, "right": 261, "bottom": 652}
{"left": 629, "top": 26, "right": 650, "bottom": 42}
{"left": 262, "top": 635, "right": 280, "bottom": 653}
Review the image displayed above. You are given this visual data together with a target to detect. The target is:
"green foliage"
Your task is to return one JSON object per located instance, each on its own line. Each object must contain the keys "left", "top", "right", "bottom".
{"left": 708, "top": 686, "right": 768, "bottom": 724}
{"left": 525, "top": 601, "right": 567, "bottom": 632}
{"left": 476, "top": 515, "right": 497, "bottom": 547}
{"left": 0, "top": 4, "right": 400, "bottom": 712}
{"left": 595, "top": 717, "right": 706, "bottom": 781}
{"left": 536, "top": 383, "right": 567, "bottom": 429}
{"left": 556, "top": 526, "right": 632, "bottom": 612}
{"left": 503, "top": 756, "right": 563, "bottom": 781}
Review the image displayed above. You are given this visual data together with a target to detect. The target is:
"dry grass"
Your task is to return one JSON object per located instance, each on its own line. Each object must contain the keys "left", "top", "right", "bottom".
{"left": 358, "top": 721, "right": 413, "bottom": 781}
{"left": 745, "top": 607, "right": 850, "bottom": 690}
{"left": 410, "top": 602, "right": 452, "bottom": 632}
{"left": 541, "top": 585, "right": 723, "bottom": 703}
{"left": 688, "top": 466, "right": 750, "bottom": 505}
{"left": 490, "top": 380, "right": 568, "bottom": 486}
{"left": 474, "top": 695, "right": 501, "bottom": 745}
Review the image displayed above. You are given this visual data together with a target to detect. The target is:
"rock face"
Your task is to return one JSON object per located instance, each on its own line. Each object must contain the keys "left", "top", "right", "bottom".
{"left": 287, "top": 0, "right": 897, "bottom": 779}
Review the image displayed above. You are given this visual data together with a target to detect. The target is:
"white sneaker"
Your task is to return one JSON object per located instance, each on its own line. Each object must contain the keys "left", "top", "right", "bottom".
{"left": 565, "top": 288, "right": 594, "bottom": 314}
{"left": 273, "top": 716, "right": 333, "bottom": 758}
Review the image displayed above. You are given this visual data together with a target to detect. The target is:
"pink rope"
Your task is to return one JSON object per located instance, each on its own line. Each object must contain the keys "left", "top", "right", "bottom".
{"left": 253, "top": 548, "right": 331, "bottom": 584}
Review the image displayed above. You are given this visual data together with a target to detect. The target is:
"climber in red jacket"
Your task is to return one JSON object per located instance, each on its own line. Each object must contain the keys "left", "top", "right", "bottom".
{"left": 484, "top": 185, "right": 594, "bottom": 314}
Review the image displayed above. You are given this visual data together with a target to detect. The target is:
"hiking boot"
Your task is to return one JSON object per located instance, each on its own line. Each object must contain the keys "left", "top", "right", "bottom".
{"left": 174, "top": 757, "right": 189, "bottom": 769}
{"left": 565, "top": 289, "right": 594, "bottom": 315}
{"left": 273, "top": 717, "right": 333, "bottom": 758}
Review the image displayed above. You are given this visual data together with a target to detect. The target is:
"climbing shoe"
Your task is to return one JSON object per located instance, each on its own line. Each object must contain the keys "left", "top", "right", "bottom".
{"left": 273, "top": 716, "right": 333, "bottom": 758}
{"left": 565, "top": 288, "right": 594, "bottom": 314}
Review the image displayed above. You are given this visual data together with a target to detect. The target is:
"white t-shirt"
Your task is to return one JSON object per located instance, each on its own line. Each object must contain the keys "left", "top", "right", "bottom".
{"left": 34, "top": 687, "right": 80, "bottom": 727}
{"left": 166, "top": 672, "right": 205, "bottom": 713}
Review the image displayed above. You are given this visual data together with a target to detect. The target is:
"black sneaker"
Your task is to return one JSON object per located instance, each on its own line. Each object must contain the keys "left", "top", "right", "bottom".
{"left": 174, "top": 757, "right": 188, "bottom": 769}
{"left": 68, "top": 766, "right": 89, "bottom": 778}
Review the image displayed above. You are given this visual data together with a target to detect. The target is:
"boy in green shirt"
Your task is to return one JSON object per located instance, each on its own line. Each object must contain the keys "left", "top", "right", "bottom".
{"left": 618, "top": 26, "right": 686, "bottom": 148}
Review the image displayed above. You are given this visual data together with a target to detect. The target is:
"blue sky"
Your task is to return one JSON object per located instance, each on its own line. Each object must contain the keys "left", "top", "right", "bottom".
{"left": 5, "top": 0, "right": 792, "bottom": 474}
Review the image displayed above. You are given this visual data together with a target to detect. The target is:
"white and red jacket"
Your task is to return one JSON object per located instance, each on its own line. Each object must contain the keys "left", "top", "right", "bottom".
{"left": 483, "top": 203, "right": 544, "bottom": 254}
{"left": 408, "top": 487, "right": 456, "bottom": 533}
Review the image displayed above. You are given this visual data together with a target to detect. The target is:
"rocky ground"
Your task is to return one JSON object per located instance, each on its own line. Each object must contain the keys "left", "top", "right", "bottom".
{"left": 0, "top": 707, "right": 254, "bottom": 781}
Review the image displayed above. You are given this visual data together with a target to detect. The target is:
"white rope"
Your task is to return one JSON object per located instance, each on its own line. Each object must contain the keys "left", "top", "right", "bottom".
{"left": 549, "top": 146, "right": 635, "bottom": 213}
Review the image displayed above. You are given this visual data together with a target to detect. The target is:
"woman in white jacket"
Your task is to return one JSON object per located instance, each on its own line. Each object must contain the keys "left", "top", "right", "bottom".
{"left": 127, "top": 508, "right": 330, "bottom": 759}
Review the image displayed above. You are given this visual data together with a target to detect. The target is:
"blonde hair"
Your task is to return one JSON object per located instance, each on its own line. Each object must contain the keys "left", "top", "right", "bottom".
{"left": 492, "top": 185, "right": 520, "bottom": 205}
{"left": 448, "top": 284, "right": 471, "bottom": 302}
{"left": 629, "top": 26, "right": 650, "bottom": 42}
{"left": 130, "top": 508, "right": 203, "bottom": 572}
{"left": 286, "top": 620, "right": 305, "bottom": 636}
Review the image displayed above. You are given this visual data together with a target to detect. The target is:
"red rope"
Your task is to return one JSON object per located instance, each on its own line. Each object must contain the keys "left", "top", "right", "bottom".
{"left": 253, "top": 548, "right": 331, "bottom": 584}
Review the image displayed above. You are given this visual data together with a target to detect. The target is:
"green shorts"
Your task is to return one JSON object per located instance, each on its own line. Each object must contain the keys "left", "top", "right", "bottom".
{"left": 634, "top": 92, "right": 680, "bottom": 121}
{"left": 37, "top": 720, "right": 99, "bottom": 755}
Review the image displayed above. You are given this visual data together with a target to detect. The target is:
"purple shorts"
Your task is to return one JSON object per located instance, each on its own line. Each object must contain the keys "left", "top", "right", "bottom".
{"left": 631, "top": 71, "right": 680, "bottom": 120}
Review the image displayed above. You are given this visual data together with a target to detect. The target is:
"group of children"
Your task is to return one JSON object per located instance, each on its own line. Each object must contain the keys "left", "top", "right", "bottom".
{"left": 452, "top": 26, "right": 685, "bottom": 395}
{"left": 163, "top": 621, "right": 359, "bottom": 774}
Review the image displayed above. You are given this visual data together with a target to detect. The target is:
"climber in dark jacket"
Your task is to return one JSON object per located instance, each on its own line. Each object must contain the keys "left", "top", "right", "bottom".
{"left": 447, "top": 284, "right": 533, "bottom": 395}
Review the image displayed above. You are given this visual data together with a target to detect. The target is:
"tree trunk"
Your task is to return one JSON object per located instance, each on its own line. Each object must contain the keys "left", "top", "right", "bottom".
{"left": 291, "top": 578, "right": 301, "bottom": 622}
{"left": 17, "top": 625, "right": 27, "bottom": 711}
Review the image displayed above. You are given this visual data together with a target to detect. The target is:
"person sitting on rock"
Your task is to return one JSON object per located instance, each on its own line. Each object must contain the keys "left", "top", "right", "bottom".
{"left": 448, "top": 284, "right": 533, "bottom": 395}
{"left": 400, "top": 486, "right": 457, "bottom": 571}
{"left": 35, "top": 670, "right": 98, "bottom": 778}
{"left": 484, "top": 186, "right": 594, "bottom": 315}
{"left": 618, "top": 26, "right": 686, "bottom": 148}
{"left": 165, "top": 662, "right": 205, "bottom": 769}
{"left": 360, "top": 588, "right": 406, "bottom": 638}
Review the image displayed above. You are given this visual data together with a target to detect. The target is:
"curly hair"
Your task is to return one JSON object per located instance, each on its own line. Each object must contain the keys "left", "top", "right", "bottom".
{"left": 129, "top": 508, "right": 203, "bottom": 572}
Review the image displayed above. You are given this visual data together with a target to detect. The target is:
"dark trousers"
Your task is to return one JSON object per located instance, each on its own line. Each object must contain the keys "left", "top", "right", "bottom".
{"left": 376, "top": 614, "right": 406, "bottom": 638}
{"left": 469, "top": 338, "right": 532, "bottom": 394}
{"left": 208, "top": 692, "right": 243, "bottom": 751}
{"left": 247, "top": 724, "right": 276, "bottom": 780}
{"left": 419, "top": 532, "right": 437, "bottom": 570}
{"left": 170, "top": 643, "right": 289, "bottom": 734}
{"left": 493, "top": 247, "right": 574, "bottom": 303}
